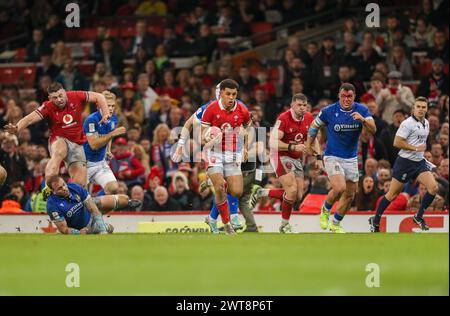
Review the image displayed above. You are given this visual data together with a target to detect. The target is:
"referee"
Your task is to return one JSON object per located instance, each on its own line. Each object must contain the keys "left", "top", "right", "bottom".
{"left": 370, "top": 97, "right": 439, "bottom": 232}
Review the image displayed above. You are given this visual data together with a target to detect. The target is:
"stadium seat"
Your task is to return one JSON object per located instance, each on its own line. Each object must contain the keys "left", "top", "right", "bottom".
{"left": 120, "top": 26, "right": 136, "bottom": 38}
{"left": 14, "top": 48, "right": 26, "bottom": 62}
{"left": 22, "top": 66, "right": 36, "bottom": 88}
{"left": 250, "top": 22, "right": 273, "bottom": 46}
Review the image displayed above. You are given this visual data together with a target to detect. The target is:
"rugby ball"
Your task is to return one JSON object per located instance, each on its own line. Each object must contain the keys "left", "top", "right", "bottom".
{"left": 204, "top": 126, "right": 222, "bottom": 142}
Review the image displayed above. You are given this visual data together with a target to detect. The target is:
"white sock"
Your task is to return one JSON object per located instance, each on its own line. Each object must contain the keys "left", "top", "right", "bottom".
{"left": 208, "top": 215, "right": 217, "bottom": 222}
{"left": 281, "top": 219, "right": 289, "bottom": 226}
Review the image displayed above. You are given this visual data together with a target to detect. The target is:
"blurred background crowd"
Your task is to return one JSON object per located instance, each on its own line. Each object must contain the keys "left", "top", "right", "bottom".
{"left": 0, "top": 0, "right": 448, "bottom": 213}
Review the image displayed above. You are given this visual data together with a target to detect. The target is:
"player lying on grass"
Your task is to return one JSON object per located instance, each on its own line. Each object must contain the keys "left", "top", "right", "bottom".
{"left": 46, "top": 175, "right": 141, "bottom": 234}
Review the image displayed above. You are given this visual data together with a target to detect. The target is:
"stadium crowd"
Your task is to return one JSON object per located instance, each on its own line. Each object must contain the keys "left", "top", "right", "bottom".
{"left": 0, "top": 0, "right": 448, "bottom": 214}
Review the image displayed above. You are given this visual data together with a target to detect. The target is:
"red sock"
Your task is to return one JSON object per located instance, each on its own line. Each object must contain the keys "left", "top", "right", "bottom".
{"left": 281, "top": 194, "right": 295, "bottom": 220}
{"left": 216, "top": 199, "right": 230, "bottom": 224}
{"left": 269, "top": 189, "right": 284, "bottom": 200}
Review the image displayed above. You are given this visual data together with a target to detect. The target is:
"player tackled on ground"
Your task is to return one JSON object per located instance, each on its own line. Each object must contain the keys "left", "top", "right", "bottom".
{"left": 46, "top": 175, "right": 141, "bottom": 234}
{"left": 251, "top": 93, "right": 322, "bottom": 233}
{"left": 200, "top": 79, "right": 252, "bottom": 235}
{"left": 369, "top": 97, "right": 438, "bottom": 232}
{"left": 4, "top": 83, "right": 111, "bottom": 199}
{"left": 83, "top": 91, "right": 127, "bottom": 195}
{"left": 305, "top": 83, "right": 376, "bottom": 233}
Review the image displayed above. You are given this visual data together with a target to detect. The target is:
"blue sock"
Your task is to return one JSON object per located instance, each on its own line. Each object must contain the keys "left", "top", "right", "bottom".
{"left": 333, "top": 212, "right": 344, "bottom": 223}
{"left": 210, "top": 199, "right": 219, "bottom": 220}
{"left": 228, "top": 195, "right": 239, "bottom": 215}
{"left": 374, "top": 196, "right": 391, "bottom": 224}
{"left": 97, "top": 189, "right": 105, "bottom": 197}
{"left": 417, "top": 192, "right": 435, "bottom": 218}
{"left": 323, "top": 200, "right": 332, "bottom": 212}
{"left": 210, "top": 194, "right": 238, "bottom": 220}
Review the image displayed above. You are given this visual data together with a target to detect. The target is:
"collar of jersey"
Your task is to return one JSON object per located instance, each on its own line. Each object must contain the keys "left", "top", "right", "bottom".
{"left": 290, "top": 109, "right": 304, "bottom": 122}
{"left": 219, "top": 99, "right": 237, "bottom": 112}
{"left": 412, "top": 114, "right": 426, "bottom": 126}
{"left": 338, "top": 102, "right": 354, "bottom": 113}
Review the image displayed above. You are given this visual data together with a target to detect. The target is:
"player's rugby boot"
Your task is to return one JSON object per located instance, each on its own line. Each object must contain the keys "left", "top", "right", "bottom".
{"left": 319, "top": 205, "right": 330, "bottom": 230}
{"left": 368, "top": 216, "right": 380, "bottom": 233}
{"left": 230, "top": 216, "right": 243, "bottom": 230}
{"left": 223, "top": 222, "right": 236, "bottom": 235}
{"left": 205, "top": 217, "right": 220, "bottom": 234}
{"left": 248, "top": 185, "right": 263, "bottom": 210}
{"left": 413, "top": 215, "right": 429, "bottom": 231}
{"left": 329, "top": 222, "right": 346, "bottom": 233}
{"left": 279, "top": 223, "right": 293, "bottom": 233}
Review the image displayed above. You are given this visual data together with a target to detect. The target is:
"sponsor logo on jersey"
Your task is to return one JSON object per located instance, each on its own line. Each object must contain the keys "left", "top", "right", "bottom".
{"left": 294, "top": 133, "right": 304, "bottom": 142}
{"left": 333, "top": 123, "right": 359, "bottom": 132}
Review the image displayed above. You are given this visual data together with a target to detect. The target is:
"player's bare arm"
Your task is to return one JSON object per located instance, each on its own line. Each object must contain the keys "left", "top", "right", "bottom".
{"left": 172, "top": 115, "right": 195, "bottom": 162}
{"left": 305, "top": 120, "right": 322, "bottom": 155}
{"left": 87, "top": 126, "right": 126, "bottom": 150}
{"left": 53, "top": 219, "right": 88, "bottom": 235}
{"left": 87, "top": 91, "right": 111, "bottom": 123}
{"left": 4, "top": 111, "right": 43, "bottom": 135}
{"left": 351, "top": 112, "right": 377, "bottom": 135}
{"left": 394, "top": 135, "right": 427, "bottom": 152}
{"left": 271, "top": 124, "right": 304, "bottom": 153}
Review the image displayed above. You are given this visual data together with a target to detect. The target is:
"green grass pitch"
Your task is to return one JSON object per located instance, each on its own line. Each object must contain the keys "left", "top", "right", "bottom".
{"left": 0, "top": 233, "right": 448, "bottom": 296}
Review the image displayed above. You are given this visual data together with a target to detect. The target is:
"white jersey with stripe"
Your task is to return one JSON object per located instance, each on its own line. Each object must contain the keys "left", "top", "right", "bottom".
{"left": 396, "top": 116, "right": 429, "bottom": 162}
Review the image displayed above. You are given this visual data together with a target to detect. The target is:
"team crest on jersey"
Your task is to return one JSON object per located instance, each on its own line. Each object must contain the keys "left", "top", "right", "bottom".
{"left": 294, "top": 133, "right": 304, "bottom": 142}
{"left": 111, "top": 122, "right": 115, "bottom": 129}
{"left": 234, "top": 115, "right": 239, "bottom": 121}
{"left": 63, "top": 114, "right": 73, "bottom": 124}
{"left": 216, "top": 114, "right": 220, "bottom": 119}
{"left": 74, "top": 194, "right": 81, "bottom": 202}
{"left": 89, "top": 123, "right": 95, "bottom": 133}
{"left": 289, "top": 128, "right": 293, "bottom": 132}
{"left": 221, "top": 123, "right": 232, "bottom": 130}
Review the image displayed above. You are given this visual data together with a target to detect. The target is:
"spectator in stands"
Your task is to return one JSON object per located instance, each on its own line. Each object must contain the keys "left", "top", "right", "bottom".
{"left": 51, "top": 41, "right": 71, "bottom": 68}
{"left": 408, "top": 183, "right": 445, "bottom": 211}
{"left": 156, "top": 70, "right": 184, "bottom": 101}
{"left": 412, "top": 16, "right": 435, "bottom": 49}
{"left": 387, "top": 45, "right": 413, "bottom": 81}
{"left": 135, "top": 0, "right": 167, "bottom": 16}
{"left": 143, "top": 59, "right": 160, "bottom": 87}
{"left": 378, "top": 71, "right": 415, "bottom": 124}
{"left": 25, "top": 28, "right": 51, "bottom": 62}
{"left": 0, "top": 194, "right": 25, "bottom": 213}
{"left": 132, "top": 143, "right": 151, "bottom": 179}
{"left": 192, "top": 180, "right": 214, "bottom": 211}
{"left": 128, "top": 20, "right": 159, "bottom": 57}
{"left": 171, "top": 172, "right": 195, "bottom": 210}
{"left": 431, "top": 143, "right": 444, "bottom": 166}
{"left": 250, "top": 104, "right": 270, "bottom": 130}
{"left": 9, "top": 182, "right": 28, "bottom": 210}
{"left": 151, "top": 123, "right": 176, "bottom": 177}
{"left": 365, "top": 99, "right": 388, "bottom": 137}
{"left": 312, "top": 36, "right": 340, "bottom": 98}
{"left": 238, "top": 0, "right": 265, "bottom": 25}
{"left": 339, "top": 32, "right": 359, "bottom": 66}
{"left": 435, "top": 158, "right": 449, "bottom": 207}
{"left": 35, "top": 53, "right": 61, "bottom": 87}
{"left": 44, "top": 14, "right": 64, "bottom": 44}
{"left": 148, "top": 94, "right": 174, "bottom": 138}
{"left": 353, "top": 175, "right": 379, "bottom": 211}
{"left": 282, "top": 56, "right": 309, "bottom": 95}
{"left": 330, "top": 64, "right": 365, "bottom": 100}
{"left": 364, "top": 158, "right": 378, "bottom": 178}
{"left": 193, "top": 64, "right": 214, "bottom": 89}
{"left": 149, "top": 186, "right": 181, "bottom": 211}
{"left": 144, "top": 165, "right": 163, "bottom": 198}
{"left": 438, "top": 133, "right": 449, "bottom": 156}
{"left": 167, "top": 106, "right": 184, "bottom": 130}
{"left": 355, "top": 32, "right": 382, "bottom": 81}
{"left": 374, "top": 179, "right": 409, "bottom": 211}
{"left": 135, "top": 73, "right": 159, "bottom": 125}
{"left": 305, "top": 41, "right": 319, "bottom": 65}
{"left": 236, "top": 65, "right": 259, "bottom": 95}
{"left": 428, "top": 29, "right": 449, "bottom": 61}
{"left": 130, "top": 185, "right": 153, "bottom": 211}
{"left": 153, "top": 44, "right": 170, "bottom": 71}
{"left": 97, "top": 37, "right": 124, "bottom": 76}
{"left": 214, "top": 5, "right": 248, "bottom": 36}
{"left": 357, "top": 127, "right": 387, "bottom": 171}
{"left": 110, "top": 137, "right": 145, "bottom": 187}
{"left": 382, "top": 15, "right": 401, "bottom": 50}
{"left": 380, "top": 109, "right": 407, "bottom": 165}
{"left": 120, "top": 82, "right": 144, "bottom": 127}
{"left": 417, "top": 58, "right": 449, "bottom": 102}
{"left": 428, "top": 114, "right": 441, "bottom": 142}
{"left": 375, "top": 167, "right": 391, "bottom": 193}
{"left": 0, "top": 134, "right": 29, "bottom": 200}
{"left": 55, "top": 58, "right": 89, "bottom": 91}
